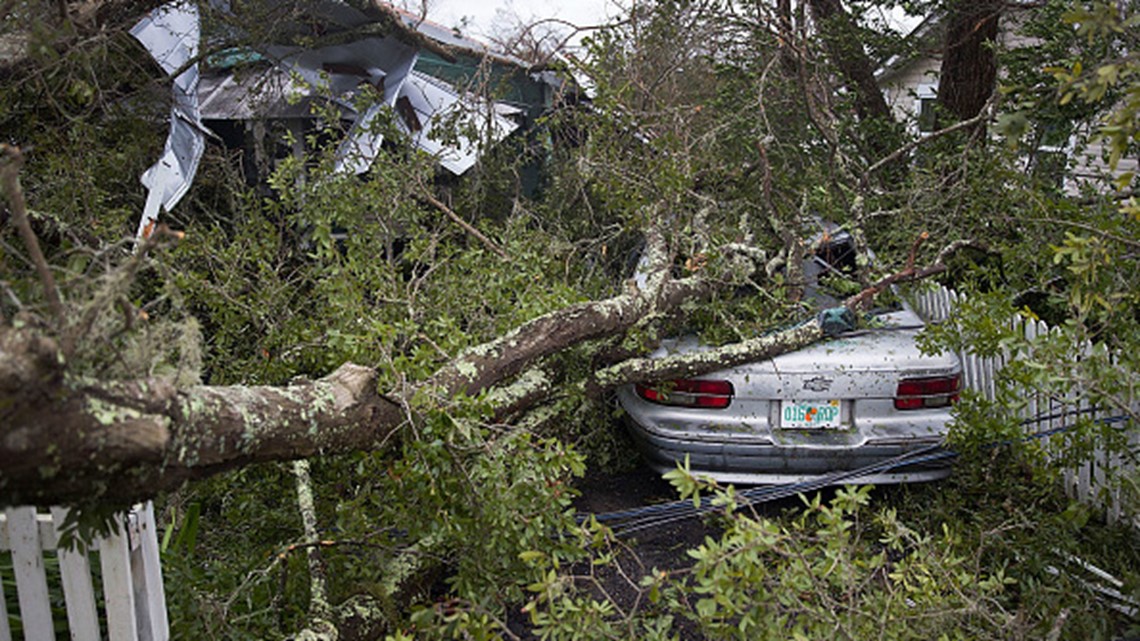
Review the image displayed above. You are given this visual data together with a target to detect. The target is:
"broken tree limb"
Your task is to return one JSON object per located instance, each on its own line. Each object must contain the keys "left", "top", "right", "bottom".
{"left": 426, "top": 226, "right": 697, "bottom": 399}
{"left": 293, "top": 458, "right": 336, "bottom": 637}
{"left": 418, "top": 190, "right": 509, "bottom": 261}
{"left": 424, "top": 275, "right": 709, "bottom": 399}
{"left": 0, "top": 234, "right": 707, "bottom": 506}
{"left": 594, "top": 318, "right": 825, "bottom": 389}
{"left": 596, "top": 234, "right": 965, "bottom": 389}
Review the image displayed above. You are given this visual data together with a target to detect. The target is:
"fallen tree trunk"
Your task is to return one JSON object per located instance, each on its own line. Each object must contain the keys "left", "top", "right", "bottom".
{"left": 0, "top": 225, "right": 700, "bottom": 504}
{"left": 0, "top": 271, "right": 707, "bottom": 505}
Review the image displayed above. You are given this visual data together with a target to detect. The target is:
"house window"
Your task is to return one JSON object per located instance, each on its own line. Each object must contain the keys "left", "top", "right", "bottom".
{"left": 914, "top": 84, "right": 938, "bottom": 134}
{"left": 917, "top": 97, "right": 938, "bottom": 132}
{"left": 1033, "top": 123, "right": 1072, "bottom": 190}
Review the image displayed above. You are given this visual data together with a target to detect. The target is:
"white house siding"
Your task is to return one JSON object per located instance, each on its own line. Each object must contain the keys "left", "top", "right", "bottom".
{"left": 878, "top": 56, "right": 942, "bottom": 128}
{"left": 1070, "top": 141, "right": 1139, "bottom": 192}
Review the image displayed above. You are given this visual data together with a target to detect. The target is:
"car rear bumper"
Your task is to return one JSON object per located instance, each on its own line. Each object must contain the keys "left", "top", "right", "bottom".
{"left": 626, "top": 418, "right": 953, "bottom": 485}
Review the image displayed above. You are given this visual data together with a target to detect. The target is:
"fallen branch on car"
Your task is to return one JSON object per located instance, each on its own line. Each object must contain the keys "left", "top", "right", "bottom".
{"left": 0, "top": 144, "right": 974, "bottom": 506}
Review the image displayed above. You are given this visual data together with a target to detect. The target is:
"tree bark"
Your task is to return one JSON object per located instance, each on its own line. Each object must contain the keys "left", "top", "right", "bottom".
{"left": 0, "top": 253, "right": 710, "bottom": 505}
{"left": 937, "top": 0, "right": 1002, "bottom": 124}
{"left": 0, "top": 345, "right": 406, "bottom": 505}
{"left": 806, "top": 0, "right": 906, "bottom": 167}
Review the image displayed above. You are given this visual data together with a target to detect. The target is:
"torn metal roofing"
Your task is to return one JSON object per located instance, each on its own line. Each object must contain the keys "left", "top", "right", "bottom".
{"left": 131, "top": 0, "right": 536, "bottom": 239}
{"left": 384, "top": 4, "right": 531, "bottom": 68}
{"left": 399, "top": 70, "right": 519, "bottom": 175}
{"left": 130, "top": 0, "right": 206, "bottom": 240}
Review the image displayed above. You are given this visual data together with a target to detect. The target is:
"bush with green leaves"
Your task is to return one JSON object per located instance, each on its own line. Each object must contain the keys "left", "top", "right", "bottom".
{"left": 514, "top": 461, "right": 1138, "bottom": 641}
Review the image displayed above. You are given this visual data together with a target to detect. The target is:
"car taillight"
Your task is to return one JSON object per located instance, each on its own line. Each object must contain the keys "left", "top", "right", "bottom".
{"left": 894, "top": 374, "right": 961, "bottom": 410}
{"left": 634, "top": 379, "right": 734, "bottom": 409}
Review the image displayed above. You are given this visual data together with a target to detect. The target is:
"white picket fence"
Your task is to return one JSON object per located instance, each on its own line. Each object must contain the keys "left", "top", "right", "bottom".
{"left": 0, "top": 503, "right": 168, "bottom": 641}
{"left": 911, "top": 284, "right": 1135, "bottom": 523}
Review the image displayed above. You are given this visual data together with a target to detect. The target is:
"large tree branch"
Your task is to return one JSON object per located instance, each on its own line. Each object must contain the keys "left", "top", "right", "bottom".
{"left": 0, "top": 219, "right": 748, "bottom": 506}
{"left": 425, "top": 275, "right": 712, "bottom": 399}
{"left": 594, "top": 319, "right": 825, "bottom": 388}
{"left": 593, "top": 236, "right": 966, "bottom": 390}
{"left": 0, "top": 359, "right": 404, "bottom": 505}
{"left": 425, "top": 227, "right": 701, "bottom": 398}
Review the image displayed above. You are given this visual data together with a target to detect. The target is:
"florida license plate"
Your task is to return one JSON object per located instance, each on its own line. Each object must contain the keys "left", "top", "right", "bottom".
{"left": 780, "top": 400, "right": 842, "bottom": 429}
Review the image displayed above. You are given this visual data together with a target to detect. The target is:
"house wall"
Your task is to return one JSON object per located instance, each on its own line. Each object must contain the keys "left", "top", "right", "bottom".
{"left": 1069, "top": 130, "right": 1139, "bottom": 192}
{"left": 878, "top": 56, "right": 941, "bottom": 128}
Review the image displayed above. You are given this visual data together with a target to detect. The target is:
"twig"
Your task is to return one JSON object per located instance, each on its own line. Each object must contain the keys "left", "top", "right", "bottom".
{"left": 1024, "top": 216, "right": 1140, "bottom": 250}
{"left": 1045, "top": 608, "right": 1069, "bottom": 641}
{"left": 843, "top": 235, "right": 928, "bottom": 313}
{"left": 0, "top": 144, "right": 64, "bottom": 324}
{"left": 418, "top": 190, "right": 510, "bottom": 261}
{"left": 845, "top": 235, "right": 987, "bottom": 313}
{"left": 62, "top": 224, "right": 182, "bottom": 357}
{"left": 1076, "top": 188, "right": 1135, "bottom": 205}
{"left": 933, "top": 239, "right": 989, "bottom": 265}
{"left": 862, "top": 94, "right": 999, "bottom": 184}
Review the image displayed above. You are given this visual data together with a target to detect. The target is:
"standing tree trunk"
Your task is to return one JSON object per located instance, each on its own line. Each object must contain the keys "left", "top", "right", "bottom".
{"left": 937, "top": 0, "right": 1002, "bottom": 123}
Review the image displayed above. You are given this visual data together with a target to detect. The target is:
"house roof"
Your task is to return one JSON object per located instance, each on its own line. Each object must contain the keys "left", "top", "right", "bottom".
{"left": 874, "top": 11, "right": 944, "bottom": 82}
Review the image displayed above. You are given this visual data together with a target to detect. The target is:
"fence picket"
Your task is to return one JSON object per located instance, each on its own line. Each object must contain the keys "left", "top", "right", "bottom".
{"left": 1094, "top": 441, "right": 1108, "bottom": 515}
{"left": 49, "top": 508, "right": 100, "bottom": 641}
{"left": 1025, "top": 319, "right": 1039, "bottom": 433}
{"left": 946, "top": 289, "right": 959, "bottom": 324}
{"left": 133, "top": 504, "right": 168, "bottom": 641}
{"left": 100, "top": 516, "right": 140, "bottom": 641}
{"left": 1077, "top": 401, "right": 1092, "bottom": 503}
{"left": 1, "top": 542, "right": 11, "bottom": 641}
{"left": 967, "top": 353, "right": 981, "bottom": 398}
{"left": 6, "top": 507, "right": 54, "bottom": 641}
{"left": 1081, "top": 339, "right": 1096, "bottom": 504}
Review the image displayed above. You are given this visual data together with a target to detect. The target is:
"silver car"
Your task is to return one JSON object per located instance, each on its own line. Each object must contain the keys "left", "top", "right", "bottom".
{"left": 617, "top": 231, "right": 961, "bottom": 485}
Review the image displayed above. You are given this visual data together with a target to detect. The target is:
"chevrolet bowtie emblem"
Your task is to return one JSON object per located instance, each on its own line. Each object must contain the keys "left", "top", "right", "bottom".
{"left": 803, "top": 376, "right": 833, "bottom": 392}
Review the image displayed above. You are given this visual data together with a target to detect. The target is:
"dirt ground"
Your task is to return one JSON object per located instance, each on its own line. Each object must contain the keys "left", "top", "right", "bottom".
{"left": 503, "top": 465, "right": 718, "bottom": 639}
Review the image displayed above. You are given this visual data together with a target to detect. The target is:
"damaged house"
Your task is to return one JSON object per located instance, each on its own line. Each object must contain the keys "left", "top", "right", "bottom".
{"left": 131, "top": 0, "right": 579, "bottom": 239}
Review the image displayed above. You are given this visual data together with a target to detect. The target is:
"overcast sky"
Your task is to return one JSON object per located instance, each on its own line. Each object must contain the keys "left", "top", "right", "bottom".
{"left": 418, "top": 0, "right": 620, "bottom": 44}
{"left": 410, "top": 1, "right": 920, "bottom": 53}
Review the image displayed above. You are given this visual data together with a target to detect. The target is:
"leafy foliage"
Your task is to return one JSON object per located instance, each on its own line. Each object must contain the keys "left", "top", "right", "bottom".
{"left": 4, "top": 0, "right": 1140, "bottom": 638}
{"left": 518, "top": 468, "right": 1137, "bottom": 640}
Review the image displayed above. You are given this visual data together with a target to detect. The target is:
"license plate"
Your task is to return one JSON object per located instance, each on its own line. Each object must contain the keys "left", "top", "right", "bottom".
{"left": 780, "top": 400, "right": 842, "bottom": 429}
